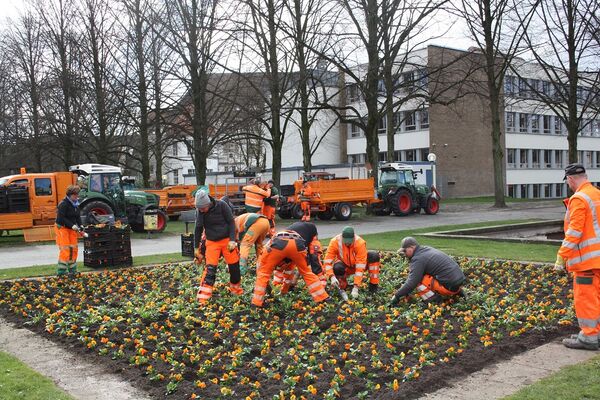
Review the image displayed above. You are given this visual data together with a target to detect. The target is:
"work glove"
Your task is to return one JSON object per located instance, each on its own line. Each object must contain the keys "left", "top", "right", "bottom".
{"left": 240, "top": 261, "right": 247, "bottom": 276}
{"left": 82, "top": 232, "right": 89, "bottom": 238}
{"left": 227, "top": 241, "right": 237, "bottom": 252}
{"left": 351, "top": 286, "right": 359, "bottom": 299}
{"left": 554, "top": 254, "right": 566, "bottom": 273}
{"left": 330, "top": 276, "right": 340, "bottom": 288}
{"left": 194, "top": 248, "right": 204, "bottom": 265}
{"left": 71, "top": 224, "right": 80, "bottom": 232}
{"left": 390, "top": 294, "right": 400, "bottom": 306}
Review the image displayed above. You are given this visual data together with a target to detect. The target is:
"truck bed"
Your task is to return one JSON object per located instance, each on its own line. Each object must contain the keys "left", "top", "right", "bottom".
{"left": 301, "top": 178, "right": 377, "bottom": 205}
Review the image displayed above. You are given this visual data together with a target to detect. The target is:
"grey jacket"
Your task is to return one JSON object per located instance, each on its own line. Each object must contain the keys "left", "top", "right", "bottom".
{"left": 394, "top": 245, "right": 465, "bottom": 297}
{"left": 194, "top": 197, "right": 235, "bottom": 247}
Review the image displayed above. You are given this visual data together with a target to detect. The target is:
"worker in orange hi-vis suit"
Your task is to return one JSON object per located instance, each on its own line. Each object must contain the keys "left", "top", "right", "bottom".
{"left": 261, "top": 180, "right": 279, "bottom": 236}
{"left": 298, "top": 181, "right": 313, "bottom": 221}
{"left": 242, "top": 177, "right": 271, "bottom": 213}
{"left": 323, "top": 226, "right": 381, "bottom": 299}
{"left": 235, "top": 213, "right": 271, "bottom": 276}
{"left": 55, "top": 185, "right": 88, "bottom": 277}
{"left": 194, "top": 190, "right": 242, "bottom": 304}
{"left": 556, "top": 163, "right": 600, "bottom": 351}
{"left": 272, "top": 239, "right": 326, "bottom": 291}
{"left": 252, "top": 229, "right": 329, "bottom": 307}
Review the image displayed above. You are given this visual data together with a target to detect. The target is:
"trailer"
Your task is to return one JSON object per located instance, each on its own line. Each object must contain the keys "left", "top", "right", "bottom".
{"left": 278, "top": 172, "right": 378, "bottom": 221}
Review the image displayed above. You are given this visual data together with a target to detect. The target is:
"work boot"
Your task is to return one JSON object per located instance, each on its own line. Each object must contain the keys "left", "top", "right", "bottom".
{"left": 368, "top": 283, "right": 379, "bottom": 293}
{"left": 562, "top": 337, "right": 599, "bottom": 350}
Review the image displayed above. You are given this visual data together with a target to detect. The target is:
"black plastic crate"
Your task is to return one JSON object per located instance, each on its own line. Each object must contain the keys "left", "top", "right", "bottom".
{"left": 181, "top": 234, "right": 194, "bottom": 258}
{"left": 83, "top": 258, "right": 112, "bottom": 268}
{"left": 111, "top": 248, "right": 132, "bottom": 258}
{"left": 112, "top": 256, "right": 133, "bottom": 267}
{"left": 83, "top": 238, "right": 113, "bottom": 250}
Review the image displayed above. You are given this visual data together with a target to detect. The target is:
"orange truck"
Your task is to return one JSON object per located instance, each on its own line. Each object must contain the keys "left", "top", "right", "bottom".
{"left": 277, "top": 172, "right": 378, "bottom": 221}
{"left": 0, "top": 170, "right": 77, "bottom": 241}
{"left": 144, "top": 185, "right": 198, "bottom": 221}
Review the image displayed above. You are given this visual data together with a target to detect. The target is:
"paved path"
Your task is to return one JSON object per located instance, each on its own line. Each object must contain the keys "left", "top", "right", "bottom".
{"left": 0, "top": 202, "right": 565, "bottom": 270}
{"left": 0, "top": 318, "right": 151, "bottom": 400}
{"left": 421, "top": 339, "right": 598, "bottom": 399}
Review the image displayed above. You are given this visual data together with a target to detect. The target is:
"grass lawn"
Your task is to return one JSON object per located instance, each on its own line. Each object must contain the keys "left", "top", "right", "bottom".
{"left": 504, "top": 354, "right": 600, "bottom": 400}
{"left": 0, "top": 351, "right": 73, "bottom": 400}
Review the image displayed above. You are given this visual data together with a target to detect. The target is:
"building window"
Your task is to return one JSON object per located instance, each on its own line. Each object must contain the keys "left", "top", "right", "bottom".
{"left": 173, "top": 170, "right": 179, "bottom": 185}
{"left": 519, "top": 113, "right": 529, "bottom": 133}
{"left": 506, "top": 112, "right": 516, "bottom": 132}
{"left": 519, "top": 149, "right": 529, "bottom": 168}
{"left": 394, "top": 151, "right": 402, "bottom": 161}
{"left": 542, "top": 115, "right": 552, "bottom": 134}
{"left": 420, "top": 148, "right": 429, "bottom": 161}
{"left": 520, "top": 184, "right": 528, "bottom": 198}
{"left": 350, "top": 123, "right": 363, "bottom": 138}
{"left": 348, "top": 154, "right": 365, "bottom": 164}
{"left": 531, "top": 114, "right": 539, "bottom": 133}
{"left": 404, "top": 111, "right": 416, "bottom": 131}
{"left": 378, "top": 117, "right": 386, "bottom": 134}
{"left": 532, "top": 184, "right": 540, "bottom": 198}
{"left": 347, "top": 84, "right": 361, "bottom": 103}
{"left": 504, "top": 75, "right": 516, "bottom": 95}
{"left": 418, "top": 69, "right": 428, "bottom": 88}
{"left": 420, "top": 110, "right": 429, "bottom": 129}
{"left": 187, "top": 169, "right": 195, "bottom": 175}
{"left": 531, "top": 150, "right": 540, "bottom": 168}
{"left": 518, "top": 78, "right": 528, "bottom": 98}
{"left": 172, "top": 143, "right": 178, "bottom": 156}
{"left": 554, "top": 150, "right": 563, "bottom": 168}
{"left": 405, "top": 149, "right": 416, "bottom": 161}
{"left": 585, "top": 151, "right": 593, "bottom": 167}
{"left": 592, "top": 120, "right": 600, "bottom": 137}
{"left": 543, "top": 150, "right": 552, "bottom": 168}
{"left": 543, "top": 183, "right": 551, "bottom": 198}
{"left": 595, "top": 151, "right": 600, "bottom": 168}
{"left": 379, "top": 152, "right": 387, "bottom": 162}
{"left": 507, "top": 184, "right": 516, "bottom": 198}
{"left": 555, "top": 183, "right": 563, "bottom": 197}
{"left": 507, "top": 149, "right": 516, "bottom": 168}
{"left": 554, "top": 117, "right": 563, "bottom": 135}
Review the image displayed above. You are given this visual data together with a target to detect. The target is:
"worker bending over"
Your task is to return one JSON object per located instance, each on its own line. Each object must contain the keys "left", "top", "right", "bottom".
{"left": 235, "top": 213, "right": 271, "bottom": 275}
{"left": 324, "top": 226, "right": 380, "bottom": 299}
{"left": 390, "top": 237, "right": 465, "bottom": 305}
{"left": 194, "top": 190, "right": 242, "bottom": 304}
{"left": 252, "top": 223, "right": 329, "bottom": 307}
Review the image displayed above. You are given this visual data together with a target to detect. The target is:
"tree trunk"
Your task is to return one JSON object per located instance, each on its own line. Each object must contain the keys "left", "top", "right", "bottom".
{"left": 364, "top": 0, "right": 381, "bottom": 186}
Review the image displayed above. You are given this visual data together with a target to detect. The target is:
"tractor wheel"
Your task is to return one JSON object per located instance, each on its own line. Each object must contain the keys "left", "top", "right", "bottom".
{"left": 425, "top": 196, "right": 440, "bottom": 215}
{"left": 80, "top": 201, "right": 114, "bottom": 224}
{"left": 317, "top": 208, "right": 334, "bottom": 220}
{"left": 334, "top": 202, "right": 353, "bottom": 221}
{"left": 277, "top": 207, "right": 292, "bottom": 219}
{"left": 390, "top": 190, "right": 412, "bottom": 216}
{"left": 155, "top": 210, "right": 168, "bottom": 232}
{"left": 291, "top": 204, "right": 305, "bottom": 219}
{"left": 168, "top": 215, "right": 180, "bottom": 221}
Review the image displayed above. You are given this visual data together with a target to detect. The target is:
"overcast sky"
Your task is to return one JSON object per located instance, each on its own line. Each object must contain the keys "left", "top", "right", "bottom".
{"left": 0, "top": 0, "right": 475, "bottom": 51}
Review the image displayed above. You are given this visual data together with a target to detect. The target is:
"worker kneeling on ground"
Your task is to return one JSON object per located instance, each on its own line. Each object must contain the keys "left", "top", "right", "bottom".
{"left": 235, "top": 212, "right": 271, "bottom": 275}
{"left": 390, "top": 237, "right": 465, "bottom": 305}
{"left": 324, "top": 226, "right": 380, "bottom": 299}
{"left": 252, "top": 226, "right": 329, "bottom": 307}
{"left": 194, "top": 190, "right": 242, "bottom": 304}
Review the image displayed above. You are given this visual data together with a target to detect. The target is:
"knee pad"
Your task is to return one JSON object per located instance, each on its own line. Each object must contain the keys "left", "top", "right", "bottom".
{"left": 229, "top": 262, "right": 241, "bottom": 284}
{"left": 367, "top": 250, "right": 380, "bottom": 263}
{"left": 205, "top": 264, "right": 217, "bottom": 286}
{"left": 333, "top": 262, "right": 346, "bottom": 277}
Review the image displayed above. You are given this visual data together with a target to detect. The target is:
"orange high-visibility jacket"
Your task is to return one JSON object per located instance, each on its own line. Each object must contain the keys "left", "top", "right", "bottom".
{"left": 298, "top": 185, "right": 313, "bottom": 202}
{"left": 559, "top": 182, "right": 600, "bottom": 272}
{"left": 323, "top": 234, "right": 368, "bottom": 282}
{"left": 242, "top": 184, "right": 271, "bottom": 209}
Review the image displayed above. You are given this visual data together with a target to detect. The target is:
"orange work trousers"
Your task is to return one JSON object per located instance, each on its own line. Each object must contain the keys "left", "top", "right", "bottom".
{"left": 197, "top": 238, "right": 242, "bottom": 304}
{"left": 55, "top": 225, "right": 78, "bottom": 275}
{"left": 416, "top": 274, "right": 461, "bottom": 301}
{"left": 239, "top": 217, "right": 270, "bottom": 270}
{"left": 252, "top": 235, "right": 328, "bottom": 306}
{"left": 301, "top": 201, "right": 311, "bottom": 221}
{"left": 573, "top": 270, "right": 600, "bottom": 344}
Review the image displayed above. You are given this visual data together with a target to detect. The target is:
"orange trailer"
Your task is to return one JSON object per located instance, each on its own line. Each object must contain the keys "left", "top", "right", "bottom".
{"left": 145, "top": 185, "right": 198, "bottom": 220}
{"left": 278, "top": 172, "right": 378, "bottom": 221}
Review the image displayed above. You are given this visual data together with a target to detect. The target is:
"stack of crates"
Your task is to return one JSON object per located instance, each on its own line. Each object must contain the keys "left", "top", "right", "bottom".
{"left": 84, "top": 225, "right": 132, "bottom": 268}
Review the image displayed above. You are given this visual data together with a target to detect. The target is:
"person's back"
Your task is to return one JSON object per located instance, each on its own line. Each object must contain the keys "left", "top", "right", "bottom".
{"left": 411, "top": 246, "right": 465, "bottom": 288}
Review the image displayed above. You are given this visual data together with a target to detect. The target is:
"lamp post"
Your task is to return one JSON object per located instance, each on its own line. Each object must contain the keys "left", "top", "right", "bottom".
{"left": 427, "top": 152, "right": 437, "bottom": 189}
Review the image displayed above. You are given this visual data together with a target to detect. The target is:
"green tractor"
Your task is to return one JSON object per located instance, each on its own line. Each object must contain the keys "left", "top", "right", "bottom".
{"left": 369, "top": 162, "right": 440, "bottom": 216}
{"left": 69, "top": 164, "right": 168, "bottom": 232}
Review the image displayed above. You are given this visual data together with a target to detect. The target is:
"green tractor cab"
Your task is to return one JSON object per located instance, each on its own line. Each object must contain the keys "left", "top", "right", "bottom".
{"left": 370, "top": 162, "right": 440, "bottom": 216}
{"left": 69, "top": 164, "right": 167, "bottom": 232}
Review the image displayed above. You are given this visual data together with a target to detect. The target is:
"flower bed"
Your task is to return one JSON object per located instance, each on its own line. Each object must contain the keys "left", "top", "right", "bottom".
{"left": 0, "top": 254, "right": 575, "bottom": 399}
